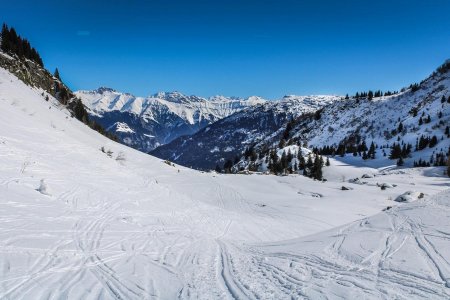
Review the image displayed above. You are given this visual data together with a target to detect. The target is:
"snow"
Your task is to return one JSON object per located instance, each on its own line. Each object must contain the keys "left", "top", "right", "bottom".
{"left": 1, "top": 66, "right": 450, "bottom": 299}
{"left": 75, "top": 88, "right": 266, "bottom": 125}
{"left": 245, "top": 189, "right": 450, "bottom": 298}
{"left": 110, "top": 122, "right": 135, "bottom": 133}
{"left": 36, "top": 179, "right": 50, "bottom": 196}
{"left": 301, "top": 71, "right": 450, "bottom": 166}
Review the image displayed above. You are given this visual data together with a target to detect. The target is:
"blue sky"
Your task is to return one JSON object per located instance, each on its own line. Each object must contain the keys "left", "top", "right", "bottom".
{"left": 3, "top": 0, "right": 450, "bottom": 99}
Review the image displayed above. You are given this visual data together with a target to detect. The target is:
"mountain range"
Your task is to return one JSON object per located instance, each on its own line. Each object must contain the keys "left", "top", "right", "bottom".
{"left": 75, "top": 88, "right": 266, "bottom": 152}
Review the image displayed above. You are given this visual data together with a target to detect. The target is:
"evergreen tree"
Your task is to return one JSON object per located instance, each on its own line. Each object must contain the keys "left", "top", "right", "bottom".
{"left": 72, "top": 99, "right": 89, "bottom": 124}
{"left": 325, "top": 157, "right": 330, "bottom": 166}
{"left": 429, "top": 135, "right": 438, "bottom": 148}
{"left": 280, "top": 151, "right": 287, "bottom": 170}
{"left": 54, "top": 68, "right": 61, "bottom": 80}
{"left": 401, "top": 143, "right": 412, "bottom": 158}
{"left": 287, "top": 149, "right": 293, "bottom": 162}
{"left": 223, "top": 159, "right": 233, "bottom": 174}
{"left": 250, "top": 149, "right": 257, "bottom": 162}
{"left": 305, "top": 155, "right": 313, "bottom": 177}
{"left": 1, "top": 23, "right": 10, "bottom": 53}
{"left": 313, "top": 155, "right": 323, "bottom": 180}
{"left": 298, "top": 152, "right": 305, "bottom": 170}
{"left": 362, "top": 151, "right": 368, "bottom": 160}
{"left": 389, "top": 143, "right": 402, "bottom": 159}
{"left": 368, "top": 141, "right": 376, "bottom": 159}
{"left": 282, "top": 120, "right": 294, "bottom": 141}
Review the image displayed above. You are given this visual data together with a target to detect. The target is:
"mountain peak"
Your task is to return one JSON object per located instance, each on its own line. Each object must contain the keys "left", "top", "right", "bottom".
{"left": 152, "top": 91, "right": 204, "bottom": 103}
{"left": 94, "top": 87, "right": 117, "bottom": 94}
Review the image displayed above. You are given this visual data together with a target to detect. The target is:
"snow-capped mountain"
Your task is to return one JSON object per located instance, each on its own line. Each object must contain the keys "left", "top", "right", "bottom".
{"left": 152, "top": 62, "right": 450, "bottom": 172}
{"left": 229, "top": 61, "right": 450, "bottom": 173}
{"left": 150, "top": 95, "right": 340, "bottom": 170}
{"left": 75, "top": 88, "right": 266, "bottom": 152}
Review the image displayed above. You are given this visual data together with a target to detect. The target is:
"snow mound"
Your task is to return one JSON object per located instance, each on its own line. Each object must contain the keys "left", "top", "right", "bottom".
{"left": 36, "top": 179, "right": 50, "bottom": 196}
{"left": 394, "top": 190, "right": 424, "bottom": 202}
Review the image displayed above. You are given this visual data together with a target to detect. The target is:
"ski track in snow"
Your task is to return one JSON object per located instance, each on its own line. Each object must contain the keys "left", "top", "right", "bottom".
{"left": 0, "top": 67, "right": 450, "bottom": 299}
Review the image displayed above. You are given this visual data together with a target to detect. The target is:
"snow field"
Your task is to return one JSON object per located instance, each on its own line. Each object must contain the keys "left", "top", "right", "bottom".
{"left": 0, "top": 67, "right": 449, "bottom": 299}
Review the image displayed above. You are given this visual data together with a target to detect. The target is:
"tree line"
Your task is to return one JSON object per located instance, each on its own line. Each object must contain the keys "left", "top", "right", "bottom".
{"left": 1, "top": 23, "right": 44, "bottom": 67}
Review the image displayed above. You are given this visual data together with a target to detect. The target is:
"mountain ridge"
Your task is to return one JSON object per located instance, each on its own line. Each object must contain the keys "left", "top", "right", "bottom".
{"left": 75, "top": 87, "right": 340, "bottom": 152}
{"left": 151, "top": 61, "right": 450, "bottom": 172}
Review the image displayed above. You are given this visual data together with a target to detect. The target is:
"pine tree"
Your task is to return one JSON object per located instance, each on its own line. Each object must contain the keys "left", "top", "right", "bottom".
{"left": 429, "top": 135, "right": 438, "bottom": 148}
{"left": 362, "top": 151, "right": 368, "bottom": 160}
{"left": 223, "top": 159, "right": 233, "bottom": 174}
{"left": 313, "top": 155, "right": 323, "bottom": 180}
{"left": 54, "top": 68, "right": 61, "bottom": 81}
{"left": 368, "top": 141, "right": 376, "bottom": 159}
{"left": 1, "top": 23, "right": 10, "bottom": 53}
{"left": 282, "top": 120, "right": 294, "bottom": 141}
{"left": 298, "top": 153, "right": 305, "bottom": 170}
{"left": 280, "top": 151, "right": 287, "bottom": 170}
{"left": 304, "top": 155, "right": 313, "bottom": 177}
{"left": 389, "top": 143, "right": 402, "bottom": 159}
{"left": 325, "top": 157, "right": 330, "bottom": 166}
{"left": 287, "top": 149, "right": 293, "bottom": 163}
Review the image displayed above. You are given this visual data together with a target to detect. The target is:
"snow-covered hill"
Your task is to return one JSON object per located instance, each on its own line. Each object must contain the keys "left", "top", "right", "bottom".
{"left": 301, "top": 63, "right": 450, "bottom": 157}
{"left": 2, "top": 65, "right": 450, "bottom": 299}
{"left": 75, "top": 88, "right": 266, "bottom": 152}
{"left": 212, "top": 62, "right": 450, "bottom": 173}
{"left": 150, "top": 95, "right": 340, "bottom": 170}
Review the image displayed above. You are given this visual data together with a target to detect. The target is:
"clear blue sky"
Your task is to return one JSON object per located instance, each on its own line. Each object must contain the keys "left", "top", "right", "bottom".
{"left": 3, "top": 0, "right": 450, "bottom": 99}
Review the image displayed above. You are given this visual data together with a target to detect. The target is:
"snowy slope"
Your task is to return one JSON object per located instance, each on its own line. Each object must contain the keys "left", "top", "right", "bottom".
{"left": 231, "top": 62, "right": 450, "bottom": 173}
{"left": 1, "top": 66, "right": 450, "bottom": 299}
{"left": 303, "top": 68, "right": 450, "bottom": 155}
{"left": 75, "top": 88, "right": 266, "bottom": 152}
{"left": 225, "top": 188, "right": 450, "bottom": 299}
